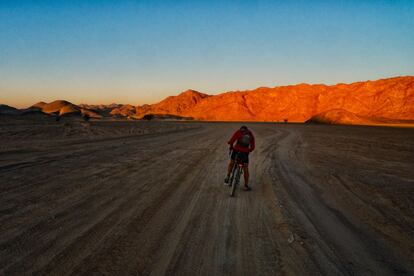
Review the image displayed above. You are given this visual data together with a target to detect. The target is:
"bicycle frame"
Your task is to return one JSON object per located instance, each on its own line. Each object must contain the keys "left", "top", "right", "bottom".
{"left": 229, "top": 150, "right": 244, "bottom": 197}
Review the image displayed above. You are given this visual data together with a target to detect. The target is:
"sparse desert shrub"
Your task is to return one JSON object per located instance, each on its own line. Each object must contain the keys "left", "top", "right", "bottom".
{"left": 83, "top": 114, "right": 90, "bottom": 121}
{"left": 143, "top": 114, "right": 154, "bottom": 121}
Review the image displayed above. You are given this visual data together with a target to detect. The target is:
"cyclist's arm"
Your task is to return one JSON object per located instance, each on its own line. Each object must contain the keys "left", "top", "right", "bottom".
{"left": 227, "top": 130, "right": 240, "bottom": 148}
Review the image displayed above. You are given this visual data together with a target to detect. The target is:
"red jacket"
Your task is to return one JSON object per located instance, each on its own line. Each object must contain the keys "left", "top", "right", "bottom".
{"left": 228, "top": 129, "right": 255, "bottom": 153}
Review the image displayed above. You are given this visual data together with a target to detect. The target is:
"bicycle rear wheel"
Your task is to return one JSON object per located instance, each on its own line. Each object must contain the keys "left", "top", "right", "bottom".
{"left": 228, "top": 163, "right": 236, "bottom": 186}
{"left": 230, "top": 167, "right": 241, "bottom": 197}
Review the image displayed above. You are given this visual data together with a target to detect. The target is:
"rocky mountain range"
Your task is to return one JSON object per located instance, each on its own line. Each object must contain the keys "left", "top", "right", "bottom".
{"left": 1, "top": 76, "right": 413, "bottom": 125}
{"left": 133, "top": 76, "right": 413, "bottom": 123}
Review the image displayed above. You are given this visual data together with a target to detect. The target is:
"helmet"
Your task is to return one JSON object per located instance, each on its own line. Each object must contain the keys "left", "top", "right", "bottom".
{"left": 240, "top": 125, "right": 248, "bottom": 130}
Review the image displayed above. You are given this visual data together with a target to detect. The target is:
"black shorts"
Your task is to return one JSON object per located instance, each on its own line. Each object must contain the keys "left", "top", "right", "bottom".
{"left": 231, "top": 150, "right": 249, "bottom": 164}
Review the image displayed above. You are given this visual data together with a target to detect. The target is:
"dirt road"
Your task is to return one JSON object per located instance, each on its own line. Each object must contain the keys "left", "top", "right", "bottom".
{"left": 1, "top": 120, "right": 413, "bottom": 275}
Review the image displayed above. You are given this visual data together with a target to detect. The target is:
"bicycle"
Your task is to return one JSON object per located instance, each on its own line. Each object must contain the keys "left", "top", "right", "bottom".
{"left": 228, "top": 149, "right": 244, "bottom": 197}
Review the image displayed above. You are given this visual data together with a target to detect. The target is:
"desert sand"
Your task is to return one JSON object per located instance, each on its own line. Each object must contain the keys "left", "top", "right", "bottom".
{"left": 0, "top": 118, "right": 413, "bottom": 275}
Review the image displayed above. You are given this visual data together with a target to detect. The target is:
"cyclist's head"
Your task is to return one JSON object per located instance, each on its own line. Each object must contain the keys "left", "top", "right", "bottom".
{"left": 240, "top": 125, "right": 248, "bottom": 131}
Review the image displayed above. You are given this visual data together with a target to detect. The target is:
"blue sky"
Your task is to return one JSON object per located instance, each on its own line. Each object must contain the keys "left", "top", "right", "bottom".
{"left": 1, "top": 0, "right": 413, "bottom": 107}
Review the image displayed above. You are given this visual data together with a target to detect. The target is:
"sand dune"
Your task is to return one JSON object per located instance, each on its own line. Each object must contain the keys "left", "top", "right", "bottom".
{"left": 306, "top": 109, "right": 373, "bottom": 124}
{"left": 29, "top": 100, "right": 102, "bottom": 118}
{"left": 307, "top": 109, "right": 414, "bottom": 126}
{"left": 0, "top": 104, "right": 21, "bottom": 115}
{"left": 110, "top": 104, "right": 137, "bottom": 117}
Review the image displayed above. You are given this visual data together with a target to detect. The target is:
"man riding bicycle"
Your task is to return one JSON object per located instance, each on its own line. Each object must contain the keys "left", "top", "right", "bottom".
{"left": 225, "top": 126, "right": 255, "bottom": 191}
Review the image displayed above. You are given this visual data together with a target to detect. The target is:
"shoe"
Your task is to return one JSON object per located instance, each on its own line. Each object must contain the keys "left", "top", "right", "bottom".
{"left": 224, "top": 176, "right": 230, "bottom": 184}
{"left": 243, "top": 186, "right": 252, "bottom": 191}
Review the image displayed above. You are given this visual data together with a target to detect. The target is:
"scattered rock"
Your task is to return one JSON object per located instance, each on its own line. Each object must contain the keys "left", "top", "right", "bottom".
{"left": 288, "top": 233, "right": 295, "bottom": 244}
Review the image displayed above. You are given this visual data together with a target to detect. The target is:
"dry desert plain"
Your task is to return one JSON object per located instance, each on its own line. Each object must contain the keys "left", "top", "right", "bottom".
{"left": 0, "top": 116, "right": 414, "bottom": 275}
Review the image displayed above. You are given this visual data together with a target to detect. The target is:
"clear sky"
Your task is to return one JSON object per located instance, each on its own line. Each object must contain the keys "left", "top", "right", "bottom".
{"left": 1, "top": 0, "right": 413, "bottom": 108}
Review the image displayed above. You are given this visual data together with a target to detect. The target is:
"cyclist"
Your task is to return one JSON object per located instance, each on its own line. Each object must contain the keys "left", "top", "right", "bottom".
{"left": 225, "top": 126, "right": 255, "bottom": 191}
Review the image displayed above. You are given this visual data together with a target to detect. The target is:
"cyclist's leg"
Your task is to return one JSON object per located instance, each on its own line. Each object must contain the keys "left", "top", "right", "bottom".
{"left": 227, "top": 159, "right": 235, "bottom": 176}
{"left": 242, "top": 152, "right": 250, "bottom": 188}
{"left": 225, "top": 153, "right": 236, "bottom": 183}
{"left": 227, "top": 150, "right": 237, "bottom": 177}
{"left": 243, "top": 164, "right": 249, "bottom": 187}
